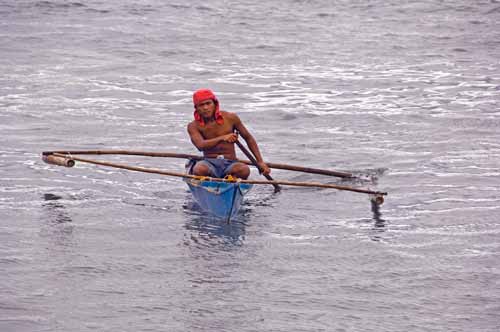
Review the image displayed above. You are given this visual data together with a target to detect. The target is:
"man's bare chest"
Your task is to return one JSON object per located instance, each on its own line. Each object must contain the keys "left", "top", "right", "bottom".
{"left": 199, "top": 122, "right": 234, "bottom": 139}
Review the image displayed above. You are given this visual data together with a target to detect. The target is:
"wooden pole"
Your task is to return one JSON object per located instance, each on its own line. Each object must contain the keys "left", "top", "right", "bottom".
{"left": 51, "top": 153, "right": 194, "bottom": 179}
{"left": 47, "top": 153, "right": 387, "bottom": 197}
{"left": 239, "top": 179, "right": 386, "bottom": 196}
{"left": 43, "top": 150, "right": 203, "bottom": 160}
{"left": 42, "top": 149, "right": 353, "bottom": 178}
{"left": 42, "top": 154, "right": 75, "bottom": 167}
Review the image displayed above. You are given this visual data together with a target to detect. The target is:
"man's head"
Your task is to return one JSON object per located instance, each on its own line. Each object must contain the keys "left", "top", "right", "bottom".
{"left": 192, "top": 89, "right": 223, "bottom": 126}
{"left": 193, "top": 89, "right": 218, "bottom": 109}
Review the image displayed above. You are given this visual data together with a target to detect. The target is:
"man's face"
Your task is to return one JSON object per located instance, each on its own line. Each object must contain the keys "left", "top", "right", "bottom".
{"left": 196, "top": 99, "right": 216, "bottom": 118}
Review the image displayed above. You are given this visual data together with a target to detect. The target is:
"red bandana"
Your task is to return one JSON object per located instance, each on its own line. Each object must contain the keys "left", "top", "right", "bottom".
{"left": 192, "top": 89, "right": 224, "bottom": 126}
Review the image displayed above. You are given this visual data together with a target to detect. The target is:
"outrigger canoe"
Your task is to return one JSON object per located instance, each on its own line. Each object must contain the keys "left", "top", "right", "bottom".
{"left": 41, "top": 150, "right": 387, "bottom": 222}
{"left": 184, "top": 178, "right": 253, "bottom": 220}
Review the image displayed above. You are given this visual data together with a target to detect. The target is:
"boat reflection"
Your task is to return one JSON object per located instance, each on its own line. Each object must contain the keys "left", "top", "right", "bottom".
{"left": 180, "top": 203, "right": 252, "bottom": 330}
{"left": 182, "top": 200, "right": 250, "bottom": 248}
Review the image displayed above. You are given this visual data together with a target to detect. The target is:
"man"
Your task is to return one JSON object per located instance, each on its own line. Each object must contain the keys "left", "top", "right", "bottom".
{"left": 187, "top": 89, "right": 271, "bottom": 180}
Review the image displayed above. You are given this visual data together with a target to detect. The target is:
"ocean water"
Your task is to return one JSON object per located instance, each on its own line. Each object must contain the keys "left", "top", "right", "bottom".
{"left": 1, "top": 1, "right": 500, "bottom": 331}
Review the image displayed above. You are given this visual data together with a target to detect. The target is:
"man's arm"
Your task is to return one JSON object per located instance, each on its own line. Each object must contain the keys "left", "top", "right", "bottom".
{"left": 233, "top": 115, "right": 271, "bottom": 175}
{"left": 187, "top": 122, "right": 237, "bottom": 151}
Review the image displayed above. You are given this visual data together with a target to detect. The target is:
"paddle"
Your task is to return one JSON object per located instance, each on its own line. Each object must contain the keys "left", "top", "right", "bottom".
{"left": 233, "top": 137, "right": 281, "bottom": 193}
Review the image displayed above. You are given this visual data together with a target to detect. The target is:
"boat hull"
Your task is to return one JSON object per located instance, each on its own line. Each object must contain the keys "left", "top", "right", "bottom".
{"left": 185, "top": 179, "right": 253, "bottom": 220}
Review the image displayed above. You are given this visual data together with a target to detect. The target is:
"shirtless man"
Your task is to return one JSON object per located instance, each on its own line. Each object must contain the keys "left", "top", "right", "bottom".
{"left": 187, "top": 89, "right": 270, "bottom": 179}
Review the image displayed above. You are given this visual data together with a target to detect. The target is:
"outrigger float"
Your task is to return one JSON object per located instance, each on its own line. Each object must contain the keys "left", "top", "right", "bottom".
{"left": 42, "top": 145, "right": 387, "bottom": 221}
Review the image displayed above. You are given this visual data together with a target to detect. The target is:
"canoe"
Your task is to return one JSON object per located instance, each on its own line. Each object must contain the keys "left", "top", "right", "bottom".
{"left": 184, "top": 178, "right": 253, "bottom": 220}
{"left": 40, "top": 152, "right": 388, "bottom": 218}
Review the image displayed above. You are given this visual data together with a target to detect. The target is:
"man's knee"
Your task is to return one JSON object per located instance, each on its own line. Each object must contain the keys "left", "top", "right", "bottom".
{"left": 228, "top": 163, "right": 250, "bottom": 179}
{"left": 193, "top": 163, "right": 211, "bottom": 176}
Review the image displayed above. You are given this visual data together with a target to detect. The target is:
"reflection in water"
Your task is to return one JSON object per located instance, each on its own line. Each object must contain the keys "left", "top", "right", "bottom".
{"left": 370, "top": 199, "right": 386, "bottom": 241}
{"left": 180, "top": 185, "right": 278, "bottom": 248}
{"left": 43, "top": 193, "right": 73, "bottom": 224}
{"left": 181, "top": 199, "right": 252, "bottom": 331}
{"left": 183, "top": 200, "right": 248, "bottom": 248}
{"left": 41, "top": 193, "right": 74, "bottom": 245}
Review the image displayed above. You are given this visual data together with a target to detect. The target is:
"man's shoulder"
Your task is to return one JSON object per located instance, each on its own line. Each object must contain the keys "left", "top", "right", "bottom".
{"left": 221, "top": 111, "right": 240, "bottom": 122}
{"left": 187, "top": 120, "right": 199, "bottom": 131}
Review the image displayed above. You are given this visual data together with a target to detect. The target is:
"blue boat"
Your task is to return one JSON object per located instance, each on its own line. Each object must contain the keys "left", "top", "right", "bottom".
{"left": 184, "top": 178, "right": 253, "bottom": 220}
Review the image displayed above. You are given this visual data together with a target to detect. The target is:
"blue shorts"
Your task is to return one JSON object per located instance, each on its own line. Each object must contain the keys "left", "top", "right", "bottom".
{"left": 187, "top": 157, "right": 239, "bottom": 178}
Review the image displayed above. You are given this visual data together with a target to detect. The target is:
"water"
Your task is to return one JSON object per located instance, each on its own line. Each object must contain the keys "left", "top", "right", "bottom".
{"left": 1, "top": 1, "right": 500, "bottom": 331}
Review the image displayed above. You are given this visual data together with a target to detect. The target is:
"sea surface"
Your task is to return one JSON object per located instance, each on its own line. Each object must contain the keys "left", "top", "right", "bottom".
{"left": 1, "top": 1, "right": 500, "bottom": 331}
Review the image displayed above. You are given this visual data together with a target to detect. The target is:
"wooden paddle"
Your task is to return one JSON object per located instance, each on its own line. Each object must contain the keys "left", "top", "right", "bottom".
{"left": 233, "top": 138, "right": 281, "bottom": 193}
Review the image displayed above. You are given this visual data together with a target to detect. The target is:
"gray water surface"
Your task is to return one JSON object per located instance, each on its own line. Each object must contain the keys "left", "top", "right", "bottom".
{"left": 1, "top": 1, "right": 500, "bottom": 331}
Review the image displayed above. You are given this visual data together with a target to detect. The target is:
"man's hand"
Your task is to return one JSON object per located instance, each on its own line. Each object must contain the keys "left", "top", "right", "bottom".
{"left": 257, "top": 161, "right": 271, "bottom": 175}
{"left": 222, "top": 133, "right": 238, "bottom": 143}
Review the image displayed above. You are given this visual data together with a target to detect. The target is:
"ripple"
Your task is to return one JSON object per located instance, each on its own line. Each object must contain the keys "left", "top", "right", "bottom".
{"left": 2, "top": 1, "right": 500, "bottom": 331}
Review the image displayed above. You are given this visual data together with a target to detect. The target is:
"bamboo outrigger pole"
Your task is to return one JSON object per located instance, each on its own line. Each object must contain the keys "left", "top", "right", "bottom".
{"left": 42, "top": 152, "right": 387, "bottom": 201}
{"left": 42, "top": 150, "right": 354, "bottom": 178}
